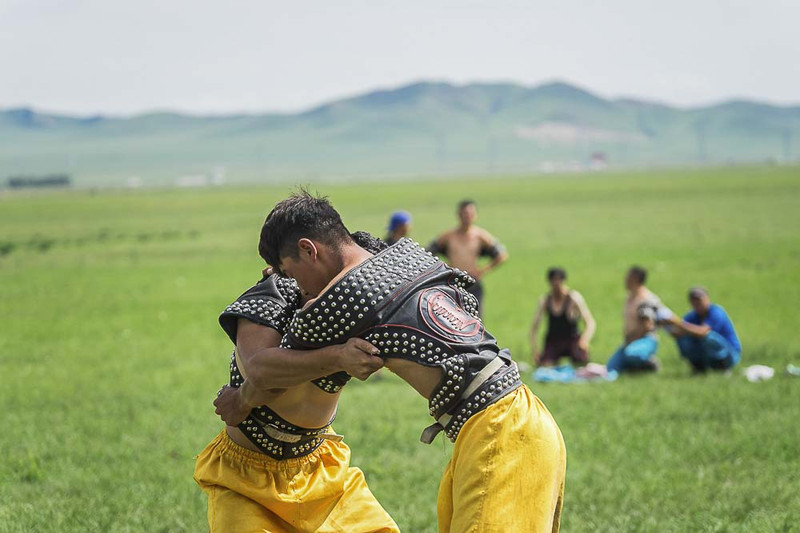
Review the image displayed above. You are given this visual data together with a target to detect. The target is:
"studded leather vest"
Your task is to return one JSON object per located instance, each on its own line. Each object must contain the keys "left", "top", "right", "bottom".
{"left": 218, "top": 275, "right": 345, "bottom": 459}
{"left": 281, "top": 238, "right": 522, "bottom": 444}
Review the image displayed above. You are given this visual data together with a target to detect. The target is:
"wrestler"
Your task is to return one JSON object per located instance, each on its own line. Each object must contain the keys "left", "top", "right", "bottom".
{"left": 193, "top": 232, "right": 399, "bottom": 533}
{"left": 256, "top": 192, "right": 566, "bottom": 533}
{"left": 428, "top": 199, "right": 508, "bottom": 316}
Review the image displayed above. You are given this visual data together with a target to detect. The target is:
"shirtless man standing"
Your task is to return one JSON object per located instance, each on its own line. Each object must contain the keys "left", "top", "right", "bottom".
{"left": 428, "top": 200, "right": 508, "bottom": 316}
{"left": 606, "top": 265, "right": 673, "bottom": 374}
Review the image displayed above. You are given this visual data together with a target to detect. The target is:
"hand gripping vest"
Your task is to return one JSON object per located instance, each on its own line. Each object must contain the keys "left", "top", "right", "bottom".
{"left": 281, "top": 238, "right": 522, "bottom": 444}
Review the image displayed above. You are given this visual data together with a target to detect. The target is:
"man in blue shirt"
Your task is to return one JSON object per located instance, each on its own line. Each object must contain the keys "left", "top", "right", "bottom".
{"left": 666, "top": 286, "right": 742, "bottom": 373}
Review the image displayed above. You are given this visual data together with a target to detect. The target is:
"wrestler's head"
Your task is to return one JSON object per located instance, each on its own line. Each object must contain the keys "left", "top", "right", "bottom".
{"left": 457, "top": 199, "right": 477, "bottom": 227}
{"left": 259, "top": 190, "right": 353, "bottom": 296}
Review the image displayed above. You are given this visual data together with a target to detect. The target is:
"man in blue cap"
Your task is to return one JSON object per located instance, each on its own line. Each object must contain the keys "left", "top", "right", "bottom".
{"left": 385, "top": 211, "right": 412, "bottom": 245}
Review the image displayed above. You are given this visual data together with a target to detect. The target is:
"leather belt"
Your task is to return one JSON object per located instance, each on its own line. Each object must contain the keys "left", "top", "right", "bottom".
{"left": 421, "top": 359, "right": 520, "bottom": 444}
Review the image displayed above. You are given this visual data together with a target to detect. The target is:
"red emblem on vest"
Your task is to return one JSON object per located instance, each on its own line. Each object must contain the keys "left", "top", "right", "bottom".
{"left": 420, "top": 289, "right": 483, "bottom": 341}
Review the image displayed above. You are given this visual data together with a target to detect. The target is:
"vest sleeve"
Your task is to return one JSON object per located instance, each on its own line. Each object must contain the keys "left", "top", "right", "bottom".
{"left": 219, "top": 275, "right": 301, "bottom": 343}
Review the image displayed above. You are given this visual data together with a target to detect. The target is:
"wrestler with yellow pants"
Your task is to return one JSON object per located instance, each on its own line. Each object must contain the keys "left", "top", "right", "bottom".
{"left": 255, "top": 226, "right": 566, "bottom": 533}
{"left": 437, "top": 386, "right": 566, "bottom": 533}
{"left": 245, "top": 196, "right": 566, "bottom": 532}
{"left": 200, "top": 265, "right": 397, "bottom": 533}
{"left": 194, "top": 430, "right": 397, "bottom": 533}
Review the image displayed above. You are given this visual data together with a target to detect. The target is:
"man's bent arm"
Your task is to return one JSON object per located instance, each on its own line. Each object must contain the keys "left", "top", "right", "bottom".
{"left": 665, "top": 316, "right": 711, "bottom": 338}
{"left": 478, "top": 231, "right": 508, "bottom": 277}
{"left": 236, "top": 319, "right": 382, "bottom": 389}
{"left": 485, "top": 252, "right": 508, "bottom": 274}
{"left": 573, "top": 292, "right": 596, "bottom": 345}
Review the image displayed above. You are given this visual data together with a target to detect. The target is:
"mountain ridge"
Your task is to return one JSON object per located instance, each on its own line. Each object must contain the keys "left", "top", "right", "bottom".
{"left": 5, "top": 80, "right": 799, "bottom": 122}
{"left": 1, "top": 80, "right": 798, "bottom": 187}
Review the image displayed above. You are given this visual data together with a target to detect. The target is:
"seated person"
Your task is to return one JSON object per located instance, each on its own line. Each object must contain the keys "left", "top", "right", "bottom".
{"left": 665, "top": 286, "right": 742, "bottom": 373}
{"left": 606, "top": 266, "right": 673, "bottom": 374}
{"left": 530, "top": 267, "right": 596, "bottom": 368}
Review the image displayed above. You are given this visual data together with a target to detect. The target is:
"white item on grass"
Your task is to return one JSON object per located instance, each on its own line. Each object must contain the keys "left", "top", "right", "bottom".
{"left": 743, "top": 365, "right": 775, "bottom": 382}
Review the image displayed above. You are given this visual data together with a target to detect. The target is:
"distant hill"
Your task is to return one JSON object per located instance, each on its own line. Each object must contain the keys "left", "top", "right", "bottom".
{"left": 2, "top": 81, "right": 799, "bottom": 187}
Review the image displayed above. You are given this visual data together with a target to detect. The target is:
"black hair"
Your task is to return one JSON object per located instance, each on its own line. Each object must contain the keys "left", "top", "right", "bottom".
{"left": 458, "top": 199, "right": 476, "bottom": 211}
{"left": 258, "top": 189, "right": 352, "bottom": 267}
{"left": 628, "top": 265, "right": 648, "bottom": 284}
{"left": 547, "top": 267, "right": 567, "bottom": 281}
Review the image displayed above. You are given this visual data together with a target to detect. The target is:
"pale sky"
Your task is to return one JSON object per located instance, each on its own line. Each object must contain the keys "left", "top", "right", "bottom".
{"left": 1, "top": 0, "right": 798, "bottom": 115}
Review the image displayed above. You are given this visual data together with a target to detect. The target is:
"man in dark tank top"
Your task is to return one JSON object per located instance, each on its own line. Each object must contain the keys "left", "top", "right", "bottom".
{"left": 530, "top": 267, "right": 597, "bottom": 367}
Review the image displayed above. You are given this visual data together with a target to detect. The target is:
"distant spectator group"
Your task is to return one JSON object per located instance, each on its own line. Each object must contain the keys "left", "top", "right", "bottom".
{"left": 388, "top": 202, "right": 742, "bottom": 380}
{"left": 530, "top": 264, "right": 742, "bottom": 378}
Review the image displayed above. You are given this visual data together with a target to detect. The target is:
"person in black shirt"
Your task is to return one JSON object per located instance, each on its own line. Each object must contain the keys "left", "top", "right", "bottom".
{"left": 530, "top": 267, "right": 596, "bottom": 367}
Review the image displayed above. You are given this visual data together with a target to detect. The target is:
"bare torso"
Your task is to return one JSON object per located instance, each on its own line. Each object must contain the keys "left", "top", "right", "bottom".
{"left": 226, "top": 382, "right": 341, "bottom": 452}
{"left": 383, "top": 358, "right": 443, "bottom": 400}
{"left": 624, "top": 287, "right": 656, "bottom": 343}
{"left": 439, "top": 227, "right": 488, "bottom": 279}
{"left": 228, "top": 249, "right": 372, "bottom": 452}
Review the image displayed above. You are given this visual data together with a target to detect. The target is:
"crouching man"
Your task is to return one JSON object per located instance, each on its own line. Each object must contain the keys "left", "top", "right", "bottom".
{"left": 666, "top": 286, "right": 742, "bottom": 373}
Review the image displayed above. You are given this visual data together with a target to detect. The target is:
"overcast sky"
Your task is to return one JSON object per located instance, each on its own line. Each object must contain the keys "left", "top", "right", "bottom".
{"left": 1, "top": 0, "right": 798, "bottom": 115}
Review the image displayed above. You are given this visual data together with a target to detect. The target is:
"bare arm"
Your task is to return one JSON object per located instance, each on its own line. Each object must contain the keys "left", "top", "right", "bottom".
{"left": 236, "top": 319, "right": 384, "bottom": 390}
{"left": 214, "top": 379, "right": 288, "bottom": 427}
{"left": 477, "top": 231, "right": 508, "bottom": 278}
{"left": 572, "top": 291, "right": 596, "bottom": 346}
{"left": 665, "top": 315, "right": 711, "bottom": 338}
{"left": 486, "top": 250, "right": 508, "bottom": 271}
{"left": 214, "top": 320, "right": 384, "bottom": 426}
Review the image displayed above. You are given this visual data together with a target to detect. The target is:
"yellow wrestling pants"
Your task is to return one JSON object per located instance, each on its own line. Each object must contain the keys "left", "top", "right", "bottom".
{"left": 437, "top": 385, "right": 567, "bottom": 533}
{"left": 194, "top": 430, "right": 399, "bottom": 533}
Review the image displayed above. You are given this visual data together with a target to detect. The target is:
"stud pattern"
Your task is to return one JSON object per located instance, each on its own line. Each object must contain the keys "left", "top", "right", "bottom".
{"left": 441, "top": 364, "right": 522, "bottom": 442}
{"left": 284, "top": 239, "right": 439, "bottom": 347}
{"left": 238, "top": 405, "right": 331, "bottom": 459}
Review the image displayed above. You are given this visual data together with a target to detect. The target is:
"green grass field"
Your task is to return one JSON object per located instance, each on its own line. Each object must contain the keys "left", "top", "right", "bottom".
{"left": 2, "top": 166, "right": 799, "bottom": 532}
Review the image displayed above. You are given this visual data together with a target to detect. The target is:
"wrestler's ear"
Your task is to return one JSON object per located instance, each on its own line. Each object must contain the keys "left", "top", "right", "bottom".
{"left": 297, "top": 238, "right": 318, "bottom": 263}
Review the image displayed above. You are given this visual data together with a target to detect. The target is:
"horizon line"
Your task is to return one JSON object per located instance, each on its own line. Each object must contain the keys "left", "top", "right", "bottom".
{"left": 3, "top": 78, "right": 799, "bottom": 119}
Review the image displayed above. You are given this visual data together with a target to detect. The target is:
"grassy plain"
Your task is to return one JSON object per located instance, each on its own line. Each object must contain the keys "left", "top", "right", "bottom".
{"left": 1, "top": 165, "right": 799, "bottom": 532}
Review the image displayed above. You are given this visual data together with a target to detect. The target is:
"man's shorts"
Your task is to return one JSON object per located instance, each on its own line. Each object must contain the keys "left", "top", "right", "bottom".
{"left": 437, "top": 385, "right": 566, "bottom": 533}
{"left": 540, "top": 334, "right": 589, "bottom": 366}
{"left": 194, "top": 430, "right": 398, "bottom": 533}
